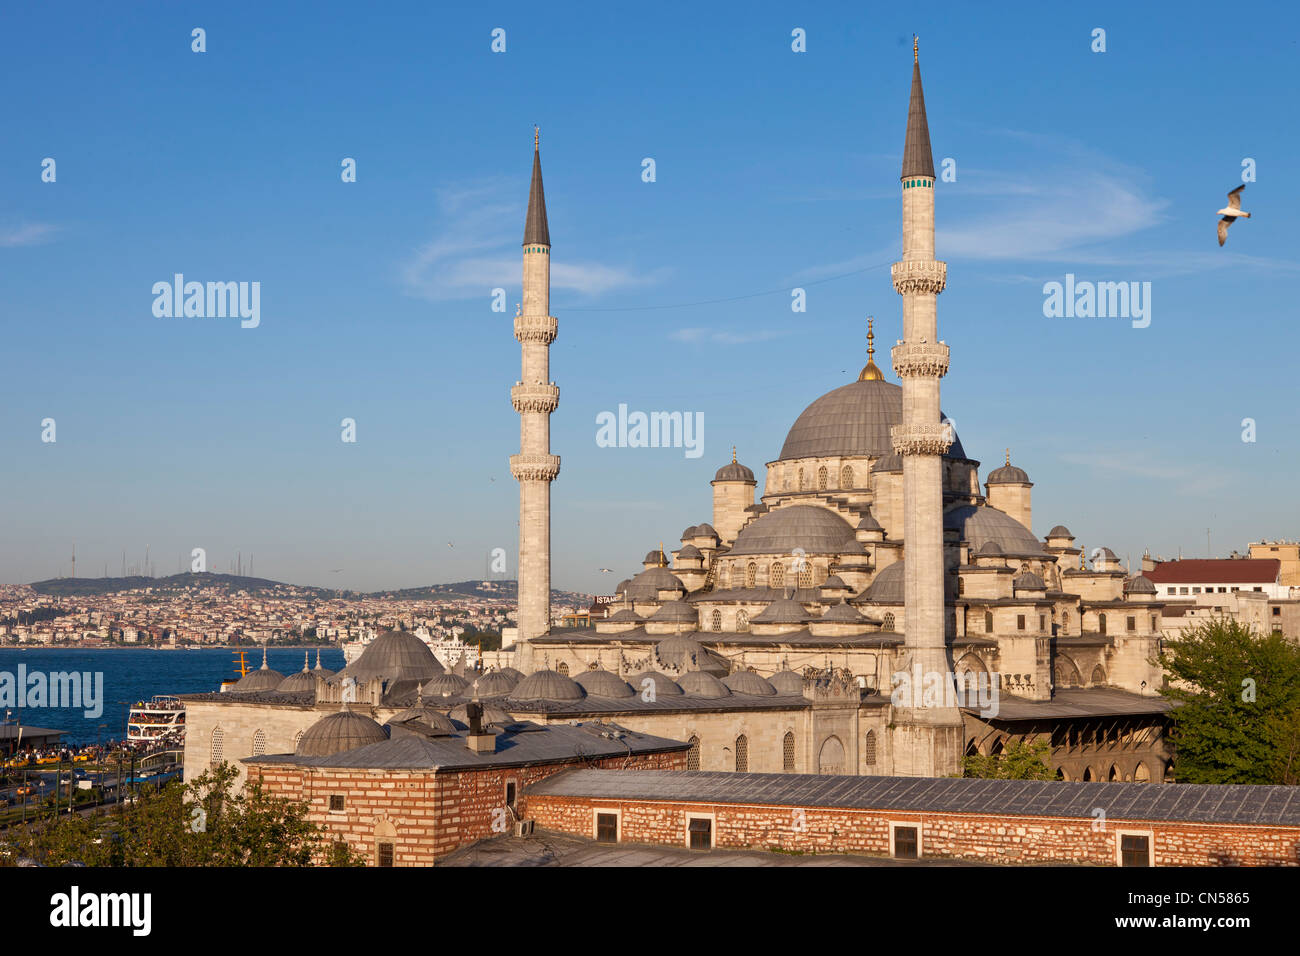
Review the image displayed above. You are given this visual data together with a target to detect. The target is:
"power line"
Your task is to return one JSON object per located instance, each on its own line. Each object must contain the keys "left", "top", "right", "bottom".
{"left": 556, "top": 260, "right": 892, "bottom": 313}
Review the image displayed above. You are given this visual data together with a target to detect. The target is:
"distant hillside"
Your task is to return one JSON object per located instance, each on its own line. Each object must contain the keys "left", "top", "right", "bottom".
{"left": 29, "top": 573, "right": 591, "bottom": 604}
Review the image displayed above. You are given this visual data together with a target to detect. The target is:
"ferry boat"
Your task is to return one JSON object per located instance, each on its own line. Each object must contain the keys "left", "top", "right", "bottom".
{"left": 125, "top": 695, "right": 186, "bottom": 747}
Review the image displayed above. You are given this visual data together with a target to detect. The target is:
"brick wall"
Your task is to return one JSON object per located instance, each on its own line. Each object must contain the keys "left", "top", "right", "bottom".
{"left": 526, "top": 794, "right": 1300, "bottom": 866}
{"left": 249, "top": 749, "right": 685, "bottom": 865}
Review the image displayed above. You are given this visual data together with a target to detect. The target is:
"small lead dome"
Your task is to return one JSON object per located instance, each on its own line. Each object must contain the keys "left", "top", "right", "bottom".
{"left": 722, "top": 671, "right": 777, "bottom": 696}
{"left": 627, "top": 671, "right": 683, "bottom": 696}
{"left": 296, "top": 710, "right": 389, "bottom": 757}
{"left": 677, "top": 671, "right": 732, "bottom": 699}
{"left": 574, "top": 670, "right": 635, "bottom": 698}
{"left": 511, "top": 669, "right": 586, "bottom": 701}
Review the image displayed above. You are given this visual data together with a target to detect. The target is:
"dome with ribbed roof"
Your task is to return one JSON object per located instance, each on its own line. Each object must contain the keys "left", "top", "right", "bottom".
{"left": 1125, "top": 574, "right": 1157, "bottom": 594}
{"left": 722, "top": 671, "right": 777, "bottom": 696}
{"left": 627, "top": 671, "right": 683, "bottom": 696}
{"left": 277, "top": 669, "right": 318, "bottom": 693}
{"left": 421, "top": 673, "right": 470, "bottom": 698}
{"left": 232, "top": 654, "right": 285, "bottom": 693}
{"left": 1013, "top": 571, "right": 1046, "bottom": 590}
{"left": 695, "top": 524, "right": 718, "bottom": 539}
{"left": 779, "top": 379, "right": 966, "bottom": 461}
{"left": 624, "top": 566, "right": 685, "bottom": 601}
{"left": 649, "top": 600, "right": 698, "bottom": 624}
{"left": 871, "top": 453, "right": 903, "bottom": 473}
{"left": 1046, "top": 525, "right": 1073, "bottom": 539}
{"left": 820, "top": 574, "right": 850, "bottom": 591}
{"left": 944, "top": 504, "right": 1043, "bottom": 555}
{"left": 644, "top": 548, "right": 668, "bottom": 566}
{"left": 605, "top": 607, "right": 643, "bottom": 623}
{"left": 987, "top": 462, "right": 1030, "bottom": 484}
{"left": 574, "top": 670, "right": 635, "bottom": 698}
{"left": 677, "top": 544, "right": 702, "bottom": 559}
{"left": 471, "top": 670, "right": 518, "bottom": 697}
{"left": 751, "top": 598, "right": 812, "bottom": 624}
{"left": 770, "top": 669, "right": 805, "bottom": 695}
{"left": 497, "top": 667, "right": 525, "bottom": 682}
{"left": 681, "top": 525, "right": 700, "bottom": 540}
{"left": 821, "top": 601, "right": 865, "bottom": 622}
{"left": 714, "top": 460, "right": 756, "bottom": 482}
{"left": 335, "top": 630, "right": 444, "bottom": 684}
{"left": 654, "top": 634, "right": 709, "bottom": 669}
{"left": 729, "top": 505, "right": 857, "bottom": 557}
{"left": 677, "top": 671, "right": 732, "bottom": 698}
{"left": 296, "top": 710, "right": 388, "bottom": 757}
{"left": 857, "top": 512, "right": 883, "bottom": 531}
{"left": 976, "top": 541, "right": 1003, "bottom": 556}
{"left": 511, "top": 669, "right": 586, "bottom": 702}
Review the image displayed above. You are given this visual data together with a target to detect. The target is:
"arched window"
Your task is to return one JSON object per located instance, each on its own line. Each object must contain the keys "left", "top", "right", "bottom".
{"left": 210, "top": 727, "right": 224, "bottom": 767}
{"left": 817, "top": 466, "right": 828, "bottom": 490}
{"left": 1091, "top": 665, "right": 1106, "bottom": 686}
{"left": 783, "top": 731, "right": 795, "bottom": 772}
{"left": 737, "top": 610, "right": 749, "bottom": 633}
{"left": 711, "top": 609, "right": 722, "bottom": 632}
{"left": 841, "top": 465, "right": 854, "bottom": 489}
{"left": 1062, "top": 611, "right": 1070, "bottom": 634}
{"left": 746, "top": 562, "right": 757, "bottom": 588}
{"left": 817, "top": 735, "right": 844, "bottom": 774}
{"left": 770, "top": 563, "right": 784, "bottom": 588}
{"left": 293, "top": 730, "right": 303, "bottom": 750}
{"left": 735, "top": 734, "right": 748, "bottom": 772}
{"left": 798, "top": 468, "right": 806, "bottom": 490}
{"left": 557, "top": 661, "right": 569, "bottom": 676}
{"left": 687, "top": 735, "right": 700, "bottom": 771}
{"left": 251, "top": 729, "right": 266, "bottom": 757}
{"left": 864, "top": 730, "right": 877, "bottom": 766}
{"left": 1134, "top": 761, "right": 1150, "bottom": 783}
{"left": 798, "top": 566, "right": 814, "bottom": 589}
{"left": 984, "top": 610, "right": 993, "bottom": 632}
{"left": 957, "top": 577, "right": 965, "bottom": 596}
{"left": 883, "top": 612, "right": 895, "bottom": 631}
{"left": 1098, "top": 613, "right": 1107, "bottom": 635}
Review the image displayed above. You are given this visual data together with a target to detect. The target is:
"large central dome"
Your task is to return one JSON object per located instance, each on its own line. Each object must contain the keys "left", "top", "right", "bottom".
{"left": 778, "top": 379, "right": 966, "bottom": 461}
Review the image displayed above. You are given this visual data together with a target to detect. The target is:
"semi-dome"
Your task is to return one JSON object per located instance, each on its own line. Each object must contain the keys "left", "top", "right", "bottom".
{"left": 820, "top": 574, "right": 850, "bottom": 591}
{"left": 943, "top": 504, "right": 1043, "bottom": 555}
{"left": 751, "top": 598, "right": 812, "bottom": 624}
{"left": 729, "top": 505, "right": 857, "bottom": 557}
{"left": 296, "top": 710, "right": 389, "bottom": 757}
{"left": 821, "top": 601, "right": 865, "bottom": 622}
{"left": 857, "top": 512, "right": 883, "bottom": 532}
{"left": 779, "top": 379, "right": 966, "bottom": 460}
{"left": 335, "top": 629, "right": 444, "bottom": 684}
{"left": 722, "top": 671, "right": 777, "bottom": 696}
{"left": 420, "top": 673, "right": 470, "bottom": 698}
{"left": 627, "top": 671, "right": 683, "bottom": 696}
{"left": 448, "top": 702, "right": 514, "bottom": 727}
{"left": 677, "top": 671, "right": 732, "bottom": 699}
{"left": 605, "top": 607, "right": 643, "bottom": 623}
{"left": 1125, "top": 574, "right": 1157, "bottom": 594}
{"left": 769, "top": 669, "right": 806, "bottom": 695}
{"left": 511, "top": 669, "right": 586, "bottom": 702}
{"left": 871, "top": 453, "right": 903, "bottom": 473}
{"left": 471, "top": 670, "right": 519, "bottom": 697}
{"left": 386, "top": 706, "right": 458, "bottom": 733}
{"left": 860, "top": 560, "right": 958, "bottom": 604}
{"left": 677, "top": 544, "right": 702, "bottom": 559}
{"left": 573, "top": 670, "right": 635, "bottom": 698}
{"left": 976, "top": 541, "right": 1003, "bottom": 556}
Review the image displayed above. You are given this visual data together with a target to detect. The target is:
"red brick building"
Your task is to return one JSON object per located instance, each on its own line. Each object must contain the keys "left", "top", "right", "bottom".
{"left": 245, "top": 712, "right": 687, "bottom": 865}
{"left": 526, "top": 770, "right": 1300, "bottom": 866}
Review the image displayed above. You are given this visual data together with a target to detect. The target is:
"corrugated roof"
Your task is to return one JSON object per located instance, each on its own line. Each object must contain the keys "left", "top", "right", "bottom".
{"left": 529, "top": 769, "right": 1300, "bottom": 827}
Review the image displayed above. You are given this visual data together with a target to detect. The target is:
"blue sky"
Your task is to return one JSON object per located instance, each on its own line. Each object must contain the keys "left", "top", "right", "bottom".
{"left": 2, "top": 1, "right": 1298, "bottom": 593}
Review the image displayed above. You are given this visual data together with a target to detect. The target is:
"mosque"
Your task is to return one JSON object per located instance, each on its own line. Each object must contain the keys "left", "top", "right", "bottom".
{"left": 179, "top": 47, "right": 1174, "bottom": 803}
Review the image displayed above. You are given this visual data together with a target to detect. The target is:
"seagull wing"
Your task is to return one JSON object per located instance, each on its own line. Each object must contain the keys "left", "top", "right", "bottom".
{"left": 1227, "top": 184, "right": 1244, "bottom": 209}
{"left": 1217, "top": 217, "right": 1232, "bottom": 246}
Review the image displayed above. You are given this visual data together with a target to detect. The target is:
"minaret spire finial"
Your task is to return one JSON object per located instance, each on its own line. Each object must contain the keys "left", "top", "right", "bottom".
{"left": 1005, "top": 448, "right": 1011, "bottom": 466}
{"left": 914, "top": 35, "right": 918, "bottom": 63}
{"left": 534, "top": 125, "right": 539, "bottom": 150}
{"left": 858, "top": 316, "right": 884, "bottom": 381}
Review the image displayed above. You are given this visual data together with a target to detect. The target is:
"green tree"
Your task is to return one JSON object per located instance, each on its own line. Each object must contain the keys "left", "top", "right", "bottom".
{"left": 963, "top": 738, "right": 1057, "bottom": 780}
{"left": 4, "top": 763, "right": 365, "bottom": 867}
{"left": 1158, "top": 618, "right": 1300, "bottom": 784}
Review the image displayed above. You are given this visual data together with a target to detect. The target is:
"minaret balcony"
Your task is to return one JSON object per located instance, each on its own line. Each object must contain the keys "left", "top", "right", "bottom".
{"left": 891, "top": 260, "right": 947, "bottom": 296}
{"left": 511, "top": 383, "right": 560, "bottom": 414}
{"left": 513, "top": 313, "right": 558, "bottom": 345}
{"left": 891, "top": 423, "right": 954, "bottom": 457}
{"left": 509, "top": 453, "right": 561, "bottom": 482}
{"left": 891, "top": 342, "right": 950, "bottom": 378}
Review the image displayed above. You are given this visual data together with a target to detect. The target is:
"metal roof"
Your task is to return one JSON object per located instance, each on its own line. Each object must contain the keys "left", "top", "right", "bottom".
{"left": 529, "top": 769, "right": 1300, "bottom": 827}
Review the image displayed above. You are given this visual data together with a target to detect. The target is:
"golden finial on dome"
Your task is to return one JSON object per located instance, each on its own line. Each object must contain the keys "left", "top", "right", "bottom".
{"left": 1005, "top": 448, "right": 1011, "bottom": 466}
{"left": 732, "top": 445, "right": 737, "bottom": 464}
{"left": 859, "top": 317, "right": 884, "bottom": 381}
{"left": 658, "top": 542, "right": 665, "bottom": 567}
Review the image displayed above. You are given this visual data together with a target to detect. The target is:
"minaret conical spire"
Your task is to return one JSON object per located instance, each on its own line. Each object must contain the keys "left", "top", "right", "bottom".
{"left": 901, "top": 41, "right": 935, "bottom": 180}
{"left": 524, "top": 127, "right": 550, "bottom": 246}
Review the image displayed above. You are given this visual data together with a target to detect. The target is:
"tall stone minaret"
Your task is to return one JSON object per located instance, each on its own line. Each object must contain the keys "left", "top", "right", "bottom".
{"left": 509, "top": 128, "right": 561, "bottom": 643}
{"left": 889, "top": 40, "right": 964, "bottom": 776}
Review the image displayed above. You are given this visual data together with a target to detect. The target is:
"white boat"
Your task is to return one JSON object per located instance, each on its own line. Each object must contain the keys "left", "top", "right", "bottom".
{"left": 126, "top": 695, "right": 186, "bottom": 747}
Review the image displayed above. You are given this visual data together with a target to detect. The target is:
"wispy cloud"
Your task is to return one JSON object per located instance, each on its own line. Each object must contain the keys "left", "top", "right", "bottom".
{"left": 669, "top": 327, "right": 791, "bottom": 345}
{"left": 1060, "top": 450, "right": 1232, "bottom": 496}
{"left": 401, "top": 179, "right": 658, "bottom": 301}
{"left": 0, "top": 222, "right": 60, "bottom": 247}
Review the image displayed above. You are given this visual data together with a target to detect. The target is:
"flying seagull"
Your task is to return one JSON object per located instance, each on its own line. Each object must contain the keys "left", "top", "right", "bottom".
{"left": 597, "top": 567, "right": 613, "bottom": 573}
{"left": 1216, "top": 185, "right": 1251, "bottom": 246}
